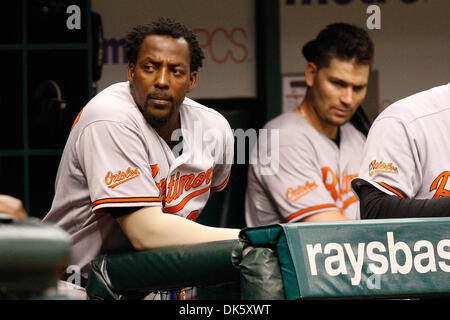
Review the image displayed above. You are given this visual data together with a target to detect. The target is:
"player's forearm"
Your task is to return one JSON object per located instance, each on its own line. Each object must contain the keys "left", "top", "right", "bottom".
{"left": 300, "top": 210, "right": 350, "bottom": 222}
{"left": 117, "top": 207, "right": 240, "bottom": 250}
{"left": 144, "top": 213, "right": 240, "bottom": 249}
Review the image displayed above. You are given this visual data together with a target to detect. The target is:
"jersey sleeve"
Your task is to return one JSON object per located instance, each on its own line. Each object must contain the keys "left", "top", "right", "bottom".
{"left": 357, "top": 117, "right": 421, "bottom": 198}
{"left": 258, "top": 144, "right": 339, "bottom": 223}
{"left": 77, "top": 121, "right": 162, "bottom": 212}
{"left": 210, "top": 121, "right": 234, "bottom": 192}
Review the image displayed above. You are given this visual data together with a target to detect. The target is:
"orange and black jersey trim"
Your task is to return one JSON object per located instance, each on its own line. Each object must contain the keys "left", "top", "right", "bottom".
{"left": 376, "top": 181, "right": 407, "bottom": 198}
{"left": 92, "top": 197, "right": 161, "bottom": 209}
{"left": 211, "top": 171, "right": 231, "bottom": 192}
{"left": 163, "top": 186, "right": 211, "bottom": 214}
{"left": 92, "top": 197, "right": 161, "bottom": 219}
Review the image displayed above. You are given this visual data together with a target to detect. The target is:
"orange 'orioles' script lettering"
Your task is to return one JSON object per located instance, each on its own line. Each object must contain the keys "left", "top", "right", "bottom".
{"left": 105, "top": 167, "right": 140, "bottom": 188}
{"left": 340, "top": 172, "right": 358, "bottom": 196}
{"left": 430, "top": 171, "right": 450, "bottom": 198}
{"left": 286, "top": 181, "right": 318, "bottom": 202}
{"left": 322, "top": 167, "right": 338, "bottom": 201}
{"left": 369, "top": 160, "right": 398, "bottom": 175}
{"left": 150, "top": 164, "right": 160, "bottom": 178}
{"left": 157, "top": 167, "right": 214, "bottom": 205}
{"left": 321, "top": 167, "right": 358, "bottom": 212}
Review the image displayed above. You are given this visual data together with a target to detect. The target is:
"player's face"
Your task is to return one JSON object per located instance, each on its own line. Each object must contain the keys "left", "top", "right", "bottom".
{"left": 306, "top": 57, "right": 370, "bottom": 127}
{"left": 128, "top": 35, "right": 197, "bottom": 128}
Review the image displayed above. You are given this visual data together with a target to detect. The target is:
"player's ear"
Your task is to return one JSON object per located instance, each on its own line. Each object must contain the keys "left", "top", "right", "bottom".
{"left": 127, "top": 63, "right": 136, "bottom": 84}
{"left": 305, "top": 62, "right": 318, "bottom": 87}
{"left": 186, "top": 71, "right": 198, "bottom": 93}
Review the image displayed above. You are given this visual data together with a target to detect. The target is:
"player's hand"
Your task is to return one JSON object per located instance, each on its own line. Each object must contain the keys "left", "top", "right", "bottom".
{"left": 0, "top": 195, "right": 28, "bottom": 220}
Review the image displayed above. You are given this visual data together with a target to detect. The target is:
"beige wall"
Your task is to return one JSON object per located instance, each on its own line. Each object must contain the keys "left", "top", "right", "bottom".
{"left": 92, "top": 0, "right": 449, "bottom": 112}
{"left": 92, "top": 0, "right": 256, "bottom": 99}
{"left": 280, "top": 0, "right": 450, "bottom": 115}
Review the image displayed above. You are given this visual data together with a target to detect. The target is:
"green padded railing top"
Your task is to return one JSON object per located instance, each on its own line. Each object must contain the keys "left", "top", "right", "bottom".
{"left": 86, "top": 239, "right": 242, "bottom": 300}
{"left": 240, "top": 217, "right": 450, "bottom": 299}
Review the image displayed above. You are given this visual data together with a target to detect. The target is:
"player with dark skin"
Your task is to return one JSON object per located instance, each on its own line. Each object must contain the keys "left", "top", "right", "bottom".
{"left": 116, "top": 26, "right": 238, "bottom": 250}
{"left": 45, "top": 18, "right": 239, "bottom": 255}
{"left": 127, "top": 34, "right": 198, "bottom": 142}
{"left": 42, "top": 20, "right": 239, "bottom": 300}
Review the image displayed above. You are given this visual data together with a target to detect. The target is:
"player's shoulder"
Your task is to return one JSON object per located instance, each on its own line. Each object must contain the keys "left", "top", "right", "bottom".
{"left": 77, "top": 82, "right": 138, "bottom": 127}
{"left": 264, "top": 112, "right": 296, "bottom": 128}
{"left": 258, "top": 112, "right": 319, "bottom": 152}
{"left": 264, "top": 112, "right": 313, "bottom": 140}
{"left": 86, "top": 82, "right": 134, "bottom": 114}
{"left": 181, "top": 97, "right": 231, "bottom": 130}
{"left": 376, "top": 83, "right": 450, "bottom": 125}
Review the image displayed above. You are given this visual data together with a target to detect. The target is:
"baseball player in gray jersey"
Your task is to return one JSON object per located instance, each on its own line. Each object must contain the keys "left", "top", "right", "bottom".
{"left": 43, "top": 18, "right": 239, "bottom": 286}
{"left": 246, "top": 23, "right": 375, "bottom": 226}
{"left": 352, "top": 83, "right": 450, "bottom": 219}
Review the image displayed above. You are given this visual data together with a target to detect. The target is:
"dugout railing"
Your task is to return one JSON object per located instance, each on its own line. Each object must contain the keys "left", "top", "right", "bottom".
{"left": 84, "top": 217, "right": 450, "bottom": 300}
{"left": 1, "top": 216, "right": 449, "bottom": 299}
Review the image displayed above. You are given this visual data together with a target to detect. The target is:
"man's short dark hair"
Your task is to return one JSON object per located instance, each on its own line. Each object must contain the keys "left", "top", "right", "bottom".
{"left": 124, "top": 18, "right": 205, "bottom": 72}
{"left": 302, "top": 23, "right": 374, "bottom": 68}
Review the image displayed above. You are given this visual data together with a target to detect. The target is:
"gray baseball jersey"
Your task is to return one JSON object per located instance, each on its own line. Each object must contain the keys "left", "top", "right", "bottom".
{"left": 245, "top": 111, "right": 366, "bottom": 226}
{"left": 43, "top": 82, "right": 234, "bottom": 278}
{"left": 356, "top": 83, "right": 450, "bottom": 200}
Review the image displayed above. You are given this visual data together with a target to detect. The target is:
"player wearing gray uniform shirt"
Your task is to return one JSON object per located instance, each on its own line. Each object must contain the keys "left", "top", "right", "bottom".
{"left": 352, "top": 83, "right": 450, "bottom": 219}
{"left": 43, "top": 19, "right": 239, "bottom": 283}
{"left": 245, "top": 23, "right": 374, "bottom": 226}
{"left": 246, "top": 112, "right": 365, "bottom": 225}
{"left": 44, "top": 82, "right": 234, "bottom": 278}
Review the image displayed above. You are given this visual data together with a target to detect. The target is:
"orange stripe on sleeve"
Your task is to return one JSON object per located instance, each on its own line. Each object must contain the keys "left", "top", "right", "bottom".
{"left": 284, "top": 203, "right": 338, "bottom": 223}
{"left": 376, "top": 182, "right": 405, "bottom": 198}
{"left": 92, "top": 197, "right": 161, "bottom": 208}
{"left": 163, "top": 186, "right": 211, "bottom": 213}
{"left": 211, "top": 171, "right": 231, "bottom": 191}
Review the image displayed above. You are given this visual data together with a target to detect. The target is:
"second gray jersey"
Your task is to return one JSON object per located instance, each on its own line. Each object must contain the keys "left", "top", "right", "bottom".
{"left": 356, "top": 83, "right": 450, "bottom": 200}
{"left": 245, "top": 112, "right": 366, "bottom": 226}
